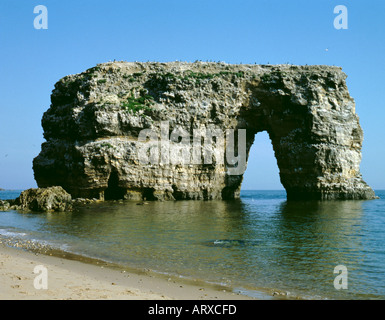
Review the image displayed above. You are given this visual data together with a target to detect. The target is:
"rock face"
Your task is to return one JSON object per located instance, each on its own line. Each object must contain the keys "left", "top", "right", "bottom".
{"left": 14, "top": 186, "right": 72, "bottom": 212}
{"left": 33, "top": 61, "right": 375, "bottom": 201}
{"left": 0, "top": 200, "right": 11, "bottom": 211}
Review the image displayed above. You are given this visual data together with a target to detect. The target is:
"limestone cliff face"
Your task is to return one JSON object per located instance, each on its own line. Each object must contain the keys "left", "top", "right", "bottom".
{"left": 33, "top": 61, "right": 375, "bottom": 200}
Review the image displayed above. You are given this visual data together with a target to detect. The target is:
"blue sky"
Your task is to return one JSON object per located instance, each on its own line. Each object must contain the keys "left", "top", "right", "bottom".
{"left": 0, "top": 0, "right": 384, "bottom": 190}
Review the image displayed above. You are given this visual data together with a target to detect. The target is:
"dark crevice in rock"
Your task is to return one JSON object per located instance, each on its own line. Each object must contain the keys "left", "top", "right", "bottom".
{"left": 104, "top": 170, "right": 126, "bottom": 200}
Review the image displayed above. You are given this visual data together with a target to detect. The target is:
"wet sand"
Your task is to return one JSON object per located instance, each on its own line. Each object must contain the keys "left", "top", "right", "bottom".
{"left": 0, "top": 245, "right": 256, "bottom": 300}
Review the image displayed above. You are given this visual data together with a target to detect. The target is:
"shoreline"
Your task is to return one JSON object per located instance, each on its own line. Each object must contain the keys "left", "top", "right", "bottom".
{"left": 0, "top": 244, "right": 264, "bottom": 300}
{"left": 0, "top": 192, "right": 293, "bottom": 300}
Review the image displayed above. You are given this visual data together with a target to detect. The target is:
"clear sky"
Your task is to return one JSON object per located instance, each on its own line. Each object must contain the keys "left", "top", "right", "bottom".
{"left": 0, "top": 0, "right": 384, "bottom": 190}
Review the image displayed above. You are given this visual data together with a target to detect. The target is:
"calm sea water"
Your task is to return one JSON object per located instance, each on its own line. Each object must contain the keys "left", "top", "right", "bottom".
{"left": 1, "top": 189, "right": 384, "bottom": 299}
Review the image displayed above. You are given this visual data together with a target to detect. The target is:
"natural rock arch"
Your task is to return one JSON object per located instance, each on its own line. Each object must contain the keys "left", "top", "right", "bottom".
{"left": 33, "top": 61, "right": 375, "bottom": 201}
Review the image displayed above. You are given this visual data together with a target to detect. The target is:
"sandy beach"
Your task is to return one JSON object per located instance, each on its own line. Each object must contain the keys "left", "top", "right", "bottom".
{"left": 0, "top": 245, "right": 256, "bottom": 300}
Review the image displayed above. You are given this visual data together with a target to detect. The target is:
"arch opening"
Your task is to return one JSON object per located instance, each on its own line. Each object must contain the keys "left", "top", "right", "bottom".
{"left": 241, "top": 131, "right": 285, "bottom": 191}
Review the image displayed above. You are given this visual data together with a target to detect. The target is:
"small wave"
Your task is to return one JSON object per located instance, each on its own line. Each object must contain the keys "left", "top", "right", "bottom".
{"left": 202, "top": 239, "right": 261, "bottom": 248}
{"left": 0, "top": 228, "right": 27, "bottom": 238}
{"left": 0, "top": 229, "right": 71, "bottom": 254}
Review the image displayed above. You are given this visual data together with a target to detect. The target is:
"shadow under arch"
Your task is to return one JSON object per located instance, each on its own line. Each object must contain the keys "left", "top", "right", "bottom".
{"left": 104, "top": 169, "right": 126, "bottom": 200}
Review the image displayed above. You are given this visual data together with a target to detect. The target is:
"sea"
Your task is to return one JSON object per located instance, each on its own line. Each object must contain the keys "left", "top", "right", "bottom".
{"left": 1, "top": 189, "right": 384, "bottom": 300}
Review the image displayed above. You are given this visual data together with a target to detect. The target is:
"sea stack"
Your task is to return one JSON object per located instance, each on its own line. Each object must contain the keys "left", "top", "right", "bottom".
{"left": 33, "top": 61, "right": 375, "bottom": 201}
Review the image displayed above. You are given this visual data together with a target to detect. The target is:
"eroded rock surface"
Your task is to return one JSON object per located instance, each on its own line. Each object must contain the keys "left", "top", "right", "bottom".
{"left": 0, "top": 200, "right": 11, "bottom": 211}
{"left": 14, "top": 186, "right": 72, "bottom": 212}
{"left": 33, "top": 61, "right": 375, "bottom": 201}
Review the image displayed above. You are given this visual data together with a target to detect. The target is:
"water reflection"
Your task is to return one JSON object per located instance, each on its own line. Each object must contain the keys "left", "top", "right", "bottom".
{"left": 270, "top": 200, "right": 366, "bottom": 298}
